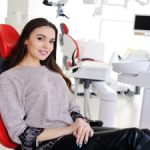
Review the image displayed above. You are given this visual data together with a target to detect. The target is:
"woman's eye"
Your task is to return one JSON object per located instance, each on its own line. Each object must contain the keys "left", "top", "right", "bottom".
{"left": 37, "top": 37, "right": 44, "bottom": 41}
{"left": 49, "top": 40, "right": 55, "bottom": 44}
{"left": 50, "top": 40, "right": 55, "bottom": 44}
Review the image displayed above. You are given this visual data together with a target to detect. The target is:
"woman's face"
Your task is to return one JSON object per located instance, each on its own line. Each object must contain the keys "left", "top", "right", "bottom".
{"left": 25, "top": 26, "right": 55, "bottom": 62}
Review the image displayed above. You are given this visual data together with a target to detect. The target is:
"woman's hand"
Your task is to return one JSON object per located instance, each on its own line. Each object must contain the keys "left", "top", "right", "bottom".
{"left": 71, "top": 118, "right": 94, "bottom": 147}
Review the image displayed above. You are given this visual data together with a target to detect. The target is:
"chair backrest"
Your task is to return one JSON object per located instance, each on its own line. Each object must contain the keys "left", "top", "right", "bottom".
{"left": 0, "top": 24, "right": 19, "bottom": 58}
{"left": 0, "top": 24, "right": 19, "bottom": 149}
{"left": 59, "top": 23, "right": 105, "bottom": 67}
{"left": 60, "top": 23, "right": 80, "bottom": 66}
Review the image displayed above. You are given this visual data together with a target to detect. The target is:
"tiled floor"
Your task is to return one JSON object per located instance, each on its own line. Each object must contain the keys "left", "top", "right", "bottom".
{"left": 0, "top": 89, "right": 143, "bottom": 149}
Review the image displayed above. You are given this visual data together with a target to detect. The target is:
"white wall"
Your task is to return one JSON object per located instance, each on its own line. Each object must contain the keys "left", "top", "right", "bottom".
{"left": 98, "top": 1, "right": 150, "bottom": 61}
{"left": 0, "top": 0, "right": 7, "bottom": 23}
{"left": 26, "top": 0, "right": 100, "bottom": 41}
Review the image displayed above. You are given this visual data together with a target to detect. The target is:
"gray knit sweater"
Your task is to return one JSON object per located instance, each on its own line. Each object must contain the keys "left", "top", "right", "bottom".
{"left": 0, "top": 66, "right": 80, "bottom": 144}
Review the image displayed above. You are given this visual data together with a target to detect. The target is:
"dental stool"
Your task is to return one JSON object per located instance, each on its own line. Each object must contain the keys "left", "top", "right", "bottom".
{"left": 0, "top": 24, "right": 20, "bottom": 149}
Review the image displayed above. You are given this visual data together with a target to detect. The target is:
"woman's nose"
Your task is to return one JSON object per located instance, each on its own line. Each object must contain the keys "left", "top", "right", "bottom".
{"left": 43, "top": 41, "right": 50, "bottom": 49}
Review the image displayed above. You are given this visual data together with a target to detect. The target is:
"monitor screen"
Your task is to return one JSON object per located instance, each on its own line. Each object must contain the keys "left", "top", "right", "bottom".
{"left": 134, "top": 15, "right": 150, "bottom": 31}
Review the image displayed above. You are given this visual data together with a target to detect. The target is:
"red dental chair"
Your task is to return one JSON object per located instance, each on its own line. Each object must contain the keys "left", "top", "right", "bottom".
{"left": 0, "top": 24, "right": 20, "bottom": 149}
{"left": 59, "top": 23, "right": 116, "bottom": 127}
{"left": 59, "top": 23, "right": 106, "bottom": 120}
{"left": 60, "top": 23, "right": 80, "bottom": 68}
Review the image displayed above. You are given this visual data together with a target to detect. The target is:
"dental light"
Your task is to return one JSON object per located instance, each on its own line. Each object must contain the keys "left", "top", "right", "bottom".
{"left": 43, "top": 0, "right": 69, "bottom": 19}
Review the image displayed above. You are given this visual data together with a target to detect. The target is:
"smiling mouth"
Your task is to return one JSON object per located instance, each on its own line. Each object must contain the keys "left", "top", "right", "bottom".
{"left": 38, "top": 50, "right": 49, "bottom": 56}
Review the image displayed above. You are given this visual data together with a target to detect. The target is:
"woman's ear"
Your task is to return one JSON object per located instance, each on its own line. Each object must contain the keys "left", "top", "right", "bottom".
{"left": 24, "top": 40, "right": 28, "bottom": 45}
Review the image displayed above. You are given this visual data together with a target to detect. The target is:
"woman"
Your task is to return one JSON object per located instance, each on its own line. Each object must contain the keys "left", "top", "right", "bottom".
{"left": 0, "top": 18, "right": 150, "bottom": 150}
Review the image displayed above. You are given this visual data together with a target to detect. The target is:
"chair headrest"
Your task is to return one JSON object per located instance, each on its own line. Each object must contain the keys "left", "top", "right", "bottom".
{"left": 0, "top": 24, "right": 19, "bottom": 59}
{"left": 60, "top": 23, "right": 69, "bottom": 34}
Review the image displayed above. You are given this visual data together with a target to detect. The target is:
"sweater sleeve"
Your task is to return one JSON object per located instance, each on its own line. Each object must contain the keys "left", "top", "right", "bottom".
{"left": 68, "top": 92, "right": 89, "bottom": 123}
{"left": 70, "top": 111, "right": 84, "bottom": 121}
{"left": 19, "top": 126, "right": 43, "bottom": 149}
{"left": 68, "top": 92, "right": 81, "bottom": 114}
{"left": 0, "top": 74, "right": 27, "bottom": 144}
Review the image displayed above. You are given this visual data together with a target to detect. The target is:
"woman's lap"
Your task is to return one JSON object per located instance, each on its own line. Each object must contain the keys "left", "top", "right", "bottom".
{"left": 39, "top": 127, "right": 150, "bottom": 150}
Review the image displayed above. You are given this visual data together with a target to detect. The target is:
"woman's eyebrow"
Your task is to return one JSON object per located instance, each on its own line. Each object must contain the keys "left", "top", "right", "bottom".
{"left": 36, "top": 34, "right": 46, "bottom": 37}
{"left": 36, "top": 34, "right": 55, "bottom": 40}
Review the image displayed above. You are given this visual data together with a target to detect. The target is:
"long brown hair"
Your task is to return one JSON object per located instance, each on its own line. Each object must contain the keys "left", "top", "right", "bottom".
{"left": 9, "top": 18, "right": 72, "bottom": 91}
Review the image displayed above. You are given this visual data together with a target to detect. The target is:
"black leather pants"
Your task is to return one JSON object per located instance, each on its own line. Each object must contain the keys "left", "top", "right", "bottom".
{"left": 52, "top": 127, "right": 150, "bottom": 150}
